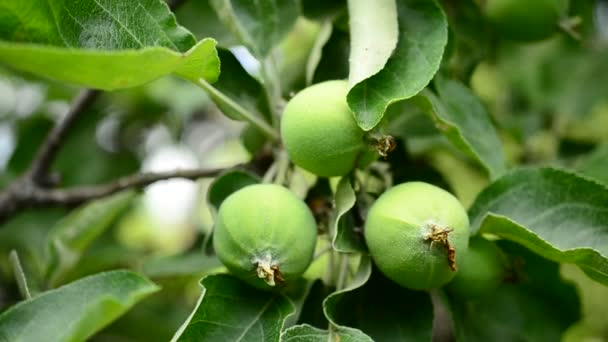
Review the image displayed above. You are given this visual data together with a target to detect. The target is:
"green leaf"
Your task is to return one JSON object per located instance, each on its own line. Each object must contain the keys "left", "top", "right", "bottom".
{"left": 469, "top": 167, "right": 608, "bottom": 285}
{"left": 325, "top": 258, "right": 433, "bottom": 342}
{"left": 212, "top": 48, "right": 271, "bottom": 122}
{"left": 0, "top": 39, "right": 220, "bottom": 90}
{"left": 46, "top": 191, "right": 136, "bottom": 287}
{"left": 172, "top": 274, "right": 295, "bottom": 341}
{"left": 576, "top": 144, "right": 608, "bottom": 186}
{"left": 332, "top": 177, "right": 366, "bottom": 253}
{"left": 322, "top": 256, "right": 373, "bottom": 339}
{"left": 448, "top": 241, "right": 580, "bottom": 342}
{"left": 0, "top": 270, "right": 159, "bottom": 342}
{"left": 347, "top": 0, "right": 398, "bottom": 86}
{"left": 209, "top": 0, "right": 299, "bottom": 58}
{"left": 207, "top": 169, "right": 260, "bottom": 216}
{"left": 414, "top": 85, "right": 505, "bottom": 179}
{"left": 347, "top": 0, "right": 448, "bottom": 131}
{"left": 281, "top": 324, "right": 373, "bottom": 342}
{"left": 0, "top": 0, "right": 220, "bottom": 89}
{"left": 0, "top": 0, "right": 194, "bottom": 51}
{"left": 434, "top": 77, "right": 505, "bottom": 179}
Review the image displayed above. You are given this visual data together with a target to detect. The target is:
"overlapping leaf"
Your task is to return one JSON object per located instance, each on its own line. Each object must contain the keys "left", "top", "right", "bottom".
{"left": 469, "top": 167, "right": 608, "bottom": 285}
{"left": 448, "top": 241, "right": 580, "bottom": 341}
{"left": 172, "top": 274, "right": 295, "bottom": 341}
{"left": 347, "top": 0, "right": 447, "bottom": 131}
{"left": 0, "top": 270, "right": 158, "bottom": 342}
{"left": 46, "top": 191, "right": 136, "bottom": 286}
{"left": 0, "top": 0, "right": 219, "bottom": 89}
{"left": 209, "top": 0, "right": 299, "bottom": 58}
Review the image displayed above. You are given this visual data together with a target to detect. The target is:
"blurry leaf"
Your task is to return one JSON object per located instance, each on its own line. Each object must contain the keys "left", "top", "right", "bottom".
{"left": 441, "top": 0, "right": 492, "bottom": 81}
{"left": 449, "top": 241, "right": 580, "bottom": 342}
{"left": 46, "top": 191, "right": 136, "bottom": 287}
{"left": 426, "top": 149, "right": 488, "bottom": 209}
{"left": 143, "top": 252, "right": 223, "bottom": 278}
{"left": 0, "top": 1, "right": 219, "bottom": 89}
{"left": 172, "top": 274, "right": 295, "bottom": 341}
{"left": 241, "top": 125, "right": 268, "bottom": 155}
{"left": 0, "top": 209, "right": 67, "bottom": 294}
{"left": 306, "top": 21, "right": 333, "bottom": 86}
{"left": 312, "top": 28, "right": 350, "bottom": 83}
{"left": 576, "top": 144, "right": 608, "bottom": 185}
{"left": 301, "top": 0, "right": 346, "bottom": 20}
{"left": 209, "top": 0, "right": 299, "bottom": 58}
{"left": 277, "top": 18, "right": 322, "bottom": 94}
{"left": 207, "top": 169, "right": 260, "bottom": 216}
{"left": 469, "top": 168, "right": 608, "bottom": 285}
{"left": 324, "top": 257, "right": 433, "bottom": 341}
{"left": 347, "top": 0, "right": 398, "bottom": 85}
{"left": 175, "top": 0, "right": 239, "bottom": 45}
{"left": 332, "top": 177, "right": 365, "bottom": 253}
{"left": 281, "top": 324, "right": 373, "bottom": 342}
{"left": 347, "top": 0, "right": 447, "bottom": 131}
{"left": 213, "top": 48, "right": 271, "bottom": 122}
{"left": 0, "top": 270, "right": 159, "bottom": 342}
{"left": 414, "top": 78, "right": 505, "bottom": 179}
{"left": 54, "top": 109, "right": 139, "bottom": 186}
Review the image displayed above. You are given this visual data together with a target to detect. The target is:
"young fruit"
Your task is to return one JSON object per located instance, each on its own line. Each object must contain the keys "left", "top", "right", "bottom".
{"left": 364, "top": 182, "right": 469, "bottom": 290}
{"left": 213, "top": 184, "right": 318, "bottom": 289}
{"left": 481, "top": 0, "right": 568, "bottom": 41}
{"left": 447, "top": 236, "right": 506, "bottom": 298}
{"left": 281, "top": 80, "right": 366, "bottom": 177}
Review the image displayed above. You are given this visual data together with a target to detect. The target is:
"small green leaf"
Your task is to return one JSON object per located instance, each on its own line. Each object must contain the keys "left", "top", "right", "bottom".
{"left": 212, "top": 48, "right": 271, "bottom": 122}
{"left": 46, "top": 191, "right": 136, "bottom": 286}
{"left": 325, "top": 258, "right": 433, "bottom": 342}
{"left": 448, "top": 241, "right": 580, "bottom": 342}
{"left": 0, "top": 0, "right": 220, "bottom": 90}
{"left": 322, "top": 256, "right": 372, "bottom": 339}
{"left": 0, "top": 270, "right": 159, "bottom": 342}
{"left": 332, "top": 177, "right": 365, "bottom": 253}
{"left": 469, "top": 167, "right": 608, "bottom": 285}
{"left": 207, "top": 169, "right": 260, "bottom": 216}
{"left": 347, "top": 0, "right": 398, "bottom": 85}
{"left": 172, "top": 274, "right": 295, "bottom": 341}
{"left": 209, "top": 0, "right": 299, "bottom": 58}
{"left": 347, "top": 0, "right": 448, "bottom": 131}
{"left": 281, "top": 324, "right": 373, "bottom": 342}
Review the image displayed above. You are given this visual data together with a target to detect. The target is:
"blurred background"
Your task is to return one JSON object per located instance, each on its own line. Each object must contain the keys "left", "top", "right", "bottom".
{"left": 0, "top": 0, "right": 607, "bottom": 341}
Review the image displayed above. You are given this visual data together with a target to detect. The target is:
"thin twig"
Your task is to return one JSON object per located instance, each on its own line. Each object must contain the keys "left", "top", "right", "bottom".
{"left": 28, "top": 89, "right": 101, "bottom": 185}
{"left": 0, "top": 166, "right": 231, "bottom": 223}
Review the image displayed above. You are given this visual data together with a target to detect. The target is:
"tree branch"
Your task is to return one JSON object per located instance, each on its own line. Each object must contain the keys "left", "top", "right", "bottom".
{"left": 0, "top": 166, "right": 233, "bottom": 224}
{"left": 0, "top": 0, "right": 214, "bottom": 225}
{"left": 27, "top": 89, "right": 101, "bottom": 185}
